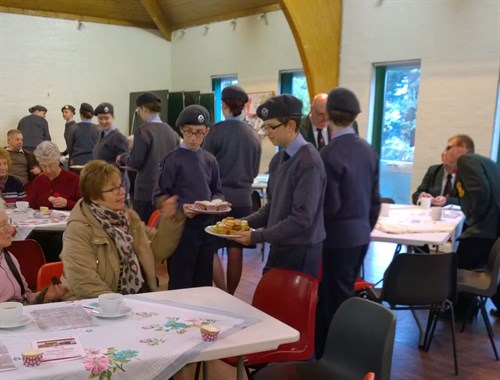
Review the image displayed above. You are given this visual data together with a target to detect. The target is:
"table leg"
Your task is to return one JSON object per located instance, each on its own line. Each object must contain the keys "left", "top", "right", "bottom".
{"left": 236, "top": 355, "right": 244, "bottom": 380}
{"left": 202, "top": 361, "right": 209, "bottom": 380}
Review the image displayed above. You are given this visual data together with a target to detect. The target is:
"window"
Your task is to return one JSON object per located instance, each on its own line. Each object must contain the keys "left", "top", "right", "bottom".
{"left": 279, "top": 70, "right": 309, "bottom": 116}
{"left": 212, "top": 75, "right": 238, "bottom": 122}
{"left": 371, "top": 62, "right": 421, "bottom": 204}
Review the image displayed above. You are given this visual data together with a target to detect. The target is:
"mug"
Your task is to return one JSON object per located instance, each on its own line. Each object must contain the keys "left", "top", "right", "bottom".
{"left": 431, "top": 206, "right": 443, "bottom": 221}
{"left": 16, "top": 201, "right": 29, "bottom": 210}
{"left": 379, "top": 203, "right": 390, "bottom": 217}
{"left": 98, "top": 293, "right": 124, "bottom": 315}
{"left": 417, "top": 197, "right": 431, "bottom": 209}
{"left": 0, "top": 302, "right": 23, "bottom": 325}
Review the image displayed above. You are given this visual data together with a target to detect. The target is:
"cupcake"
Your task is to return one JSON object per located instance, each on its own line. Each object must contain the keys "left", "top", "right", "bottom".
{"left": 22, "top": 349, "right": 43, "bottom": 367}
{"left": 200, "top": 325, "right": 220, "bottom": 341}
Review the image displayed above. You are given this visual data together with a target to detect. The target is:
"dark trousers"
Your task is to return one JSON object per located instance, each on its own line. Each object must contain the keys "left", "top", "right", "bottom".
{"left": 315, "top": 244, "right": 369, "bottom": 358}
{"left": 457, "top": 238, "right": 500, "bottom": 310}
{"left": 167, "top": 221, "right": 214, "bottom": 290}
{"left": 134, "top": 199, "right": 156, "bottom": 225}
{"left": 29, "top": 231, "right": 63, "bottom": 263}
{"left": 264, "top": 242, "right": 322, "bottom": 279}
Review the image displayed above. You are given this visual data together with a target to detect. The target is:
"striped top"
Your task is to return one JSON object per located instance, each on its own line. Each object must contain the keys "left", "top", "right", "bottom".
{"left": 0, "top": 175, "right": 27, "bottom": 204}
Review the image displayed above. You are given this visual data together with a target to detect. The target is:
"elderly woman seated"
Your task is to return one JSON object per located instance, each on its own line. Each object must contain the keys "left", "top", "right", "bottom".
{"left": 0, "top": 204, "right": 67, "bottom": 303}
{"left": 0, "top": 148, "right": 27, "bottom": 206}
{"left": 28, "top": 141, "right": 80, "bottom": 210}
{"left": 60, "top": 160, "right": 184, "bottom": 299}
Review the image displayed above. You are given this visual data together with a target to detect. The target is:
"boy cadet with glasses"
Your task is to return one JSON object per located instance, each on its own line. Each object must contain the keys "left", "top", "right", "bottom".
{"left": 153, "top": 105, "right": 224, "bottom": 290}
{"left": 229, "top": 94, "right": 326, "bottom": 278}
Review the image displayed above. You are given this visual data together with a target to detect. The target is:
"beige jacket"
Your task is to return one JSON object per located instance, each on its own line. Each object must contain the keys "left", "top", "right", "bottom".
{"left": 60, "top": 199, "right": 184, "bottom": 300}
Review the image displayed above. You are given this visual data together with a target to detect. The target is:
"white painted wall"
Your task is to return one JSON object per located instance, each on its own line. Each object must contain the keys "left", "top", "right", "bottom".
{"left": 170, "top": 11, "right": 302, "bottom": 172}
{"left": 0, "top": 13, "right": 172, "bottom": 149}
{"left": 340, "top": 0, "right": 500, "bottom": 193}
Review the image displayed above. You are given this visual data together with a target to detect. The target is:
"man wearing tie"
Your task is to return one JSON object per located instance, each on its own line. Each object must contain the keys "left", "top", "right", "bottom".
{"left": 412, "top": 150, "right": 459, "bottom": 206}
{"left": 299, "top": 93, "right": 332, "bottom": 150}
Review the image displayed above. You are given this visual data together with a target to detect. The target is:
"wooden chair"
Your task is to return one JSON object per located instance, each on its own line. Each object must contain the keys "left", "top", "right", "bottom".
{"left": 8, "top": 239, "right": 46, "bottom": 291}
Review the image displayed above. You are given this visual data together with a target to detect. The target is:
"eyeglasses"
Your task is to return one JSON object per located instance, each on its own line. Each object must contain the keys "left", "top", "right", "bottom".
{"left": 260, "top": 122, "right": 286, "bottom": 134}
{"left": 102, "top": 181, "right": 125, "bottom": 195}
{"left": 0, "top": 220, "right": 12, "bottom": 232}
{"left": 182, "top": 129, "right": 207, "bottom": 138}
{"left": 444, "top": 144, "right": 458, "bottom": 152}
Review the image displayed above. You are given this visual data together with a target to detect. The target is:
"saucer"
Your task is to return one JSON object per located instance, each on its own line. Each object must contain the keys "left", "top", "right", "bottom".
{"left": 0, "top": 314, "right": 32, "bottom": 329}
{"left": 91, "top": 306, "right": 132, "bottom": 318}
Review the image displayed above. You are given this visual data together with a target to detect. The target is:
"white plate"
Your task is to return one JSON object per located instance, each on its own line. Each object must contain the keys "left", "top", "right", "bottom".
{"left": 188, "top": 206, "right": 231, "bottom": 215}
{"left": 205, "top": 225, "right": 242, "bottom": 238}
{"left": 91, "top": 306, "right": 132, "bottom": 318}
{"left": 0, "top": 314, "right": 32, "bottom": 329}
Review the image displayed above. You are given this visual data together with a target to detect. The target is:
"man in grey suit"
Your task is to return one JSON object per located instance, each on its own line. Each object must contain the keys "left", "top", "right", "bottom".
{"left": 299, "top": 93, "right": 332, "bottom": 150}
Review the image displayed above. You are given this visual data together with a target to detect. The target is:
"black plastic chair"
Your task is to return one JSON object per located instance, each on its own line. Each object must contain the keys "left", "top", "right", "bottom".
{"left": 457, "top": 237, "right": 500, "bottom": 360}
{"left": 254, "top": 298, "right": 396, "bottom": 380}
{"left": 371, "top": 253, "right": 458, "bottom": 375}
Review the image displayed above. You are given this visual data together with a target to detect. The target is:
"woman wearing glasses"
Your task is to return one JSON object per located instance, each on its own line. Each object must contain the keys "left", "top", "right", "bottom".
{"left": 60, "top": 160, "right": 184, "bottom": 300}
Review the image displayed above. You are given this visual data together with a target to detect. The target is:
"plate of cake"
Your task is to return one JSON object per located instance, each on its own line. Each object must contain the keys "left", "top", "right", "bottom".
{"left": 189, "top": 199, "right": 231, "bottom": 214}
{"left": 205, "top": 217, "right": 251, "bottom": 238}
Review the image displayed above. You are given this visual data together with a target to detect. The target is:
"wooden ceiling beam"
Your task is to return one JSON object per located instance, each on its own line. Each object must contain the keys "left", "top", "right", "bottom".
{"left": 139, "top": 0, "right": 172, "bottom": 41}
{"left": 280, "top": 0, "right": 342, "bottom": 100}
{"left": 170, "top": 4, "right": 281, "bottom": 31}
{"left": 0, "top": 6, "right": 156, "bottom": 29}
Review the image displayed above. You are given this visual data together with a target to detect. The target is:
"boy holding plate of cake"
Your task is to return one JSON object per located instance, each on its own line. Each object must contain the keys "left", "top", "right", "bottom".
{"left": 153, "top": 105, "right": 224, "bottom": 290}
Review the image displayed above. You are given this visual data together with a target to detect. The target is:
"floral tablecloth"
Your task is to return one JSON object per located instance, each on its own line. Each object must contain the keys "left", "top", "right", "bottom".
{"left": 0, "top": 295, "right": 258, "bottom": 379}
{"left": 7, "top": 209, "right": 70, "bottom": 240}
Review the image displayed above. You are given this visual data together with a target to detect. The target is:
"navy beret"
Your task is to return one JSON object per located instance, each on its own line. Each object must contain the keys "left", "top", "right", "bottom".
{"left": 136, "top": 92, "right": 161, "bottom": 106}
{"left": 256, "top": 95, "right": 302, "bottom": 121}
{"left": 29, "top": 105, "right": 47, "bottom": 113}
{"left": 221, "top": 85, "right": 249, "bottom": 103}
{"left": 61, "top": 104, "right": 76, "bottom": 113}
{"left": 327, "top": 87, "right": 361, "bottom": 114}
{"left": 94, "top": 102, "right": 114, "bottom": 116}
{"left": 176, "top": 105, "right": 210, "bottom": 128}
{"left": 80, "top": 102, "right": 94, "bottom": 114}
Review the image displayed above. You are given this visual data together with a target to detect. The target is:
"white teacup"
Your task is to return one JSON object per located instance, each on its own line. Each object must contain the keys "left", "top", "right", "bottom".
{"left": 431, "top": 206, "right": 443, "bottom": 221}
{"left": 379, "top": 203, "right": 390, "bottom": 217}
{"left": 417, "top": 197, "right": 431, "bottom": 209}
{"left": 16, "top": 201, "right": 29, "bottom": 210}
{"left": 0, "top": 302, "right": 23, "bottom": 326}
{"left": 98, "top": 293, "right": 124, "bottom": 315}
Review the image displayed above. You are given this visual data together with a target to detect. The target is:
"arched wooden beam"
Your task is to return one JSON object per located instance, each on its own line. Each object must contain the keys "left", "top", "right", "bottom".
{"left": 280, "top": 0, "right": 342, "bottom": 99}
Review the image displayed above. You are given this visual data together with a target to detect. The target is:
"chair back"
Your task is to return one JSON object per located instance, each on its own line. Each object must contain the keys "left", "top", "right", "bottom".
{"left": 147, "top": 210, "right": 161, "bottom": 228}
{"left": 36, "top": 262, "right": 64, "bottom": 291}
{"left": 251, "top": 268, "right": 318, "bottom": 360}
{"left": 381, "top": 253, "right": 456, "bottom": 306}
{"left": 322, "top": 298, "right": 396, "bottom": 380}
{"left": 8, "top": 239, "right": 46, "bottom": 291}
{"left": 484, "top": 237, "right": 500, "bottom": 295}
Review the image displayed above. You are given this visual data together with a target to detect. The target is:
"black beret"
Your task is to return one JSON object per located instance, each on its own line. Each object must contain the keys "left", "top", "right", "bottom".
{"left": 136, "top": 92, "right": 161, "bottom": 106}
{"left": 176, "top": 105, "right": 210, "bottom": 128}
{"left": 221, "top": 85, "right": 249, "bottom": 103}
{"left": 80, "top": 102, "right": 94, "bottom": 114}
{"left": 256, "top": 95, "right": 302, "bottom": 121}
{"left": 61, "top": 104, "right": 76, "bottom": 113}
{"left": 29, "top": 105, "right": 47, "bottom": 113}
{"left": 94, "top": 102, "right": 114, "bottom": 116}
{"left": 327, "top": 87, "right": 361, "bottom": 114}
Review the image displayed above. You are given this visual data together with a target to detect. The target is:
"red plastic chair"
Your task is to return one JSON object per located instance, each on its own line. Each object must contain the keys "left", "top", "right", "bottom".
{"left": 8, "top": 239, "right": 46, "bottom": 291}
{"left": 36, "top": 262, "right": 64, "bottom": 291}
{"left": 221, "top": 268, "right": 319, "bottom": 378}
{"left": 364, "top": 372, "right": 376, "bottom": 380}
{"left": 147, "top": 210, "right": 161, "bottom": 227}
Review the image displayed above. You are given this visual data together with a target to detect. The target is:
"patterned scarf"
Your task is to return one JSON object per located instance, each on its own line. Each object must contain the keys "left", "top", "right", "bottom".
{"left": 89, "top": 203, "right": 144, "bottom": 294}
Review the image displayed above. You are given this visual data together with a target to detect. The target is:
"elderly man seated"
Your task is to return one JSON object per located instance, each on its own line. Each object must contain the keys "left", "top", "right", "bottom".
{"left": 5, "top": 129, "right": 40, "bottom": 185}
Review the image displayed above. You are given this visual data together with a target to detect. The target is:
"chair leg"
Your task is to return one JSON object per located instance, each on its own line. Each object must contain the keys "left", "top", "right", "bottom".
{"left": 460, "top": 296, "right": 477, "bottom": 333}
{"left": 478, "top": 297, "right": 499, "bottom": 360}
{"left": 445, "top": 300, "right": 459, "bottom": 375}
{"left": 424, "top": 307, "right": 439, "bottom": 352}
